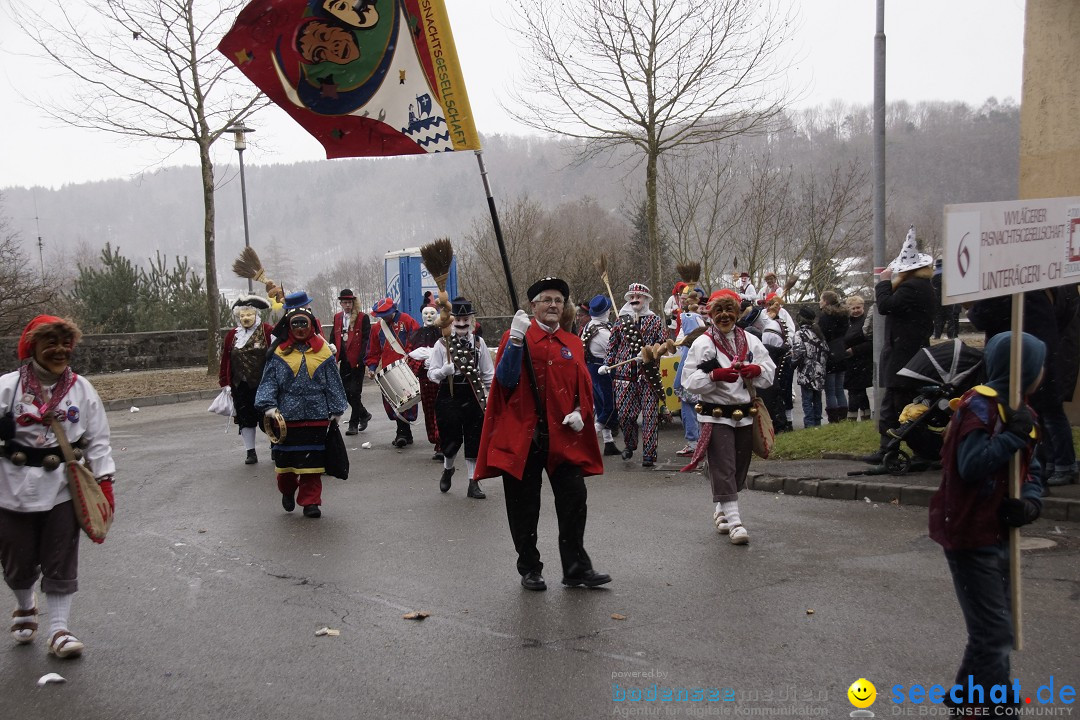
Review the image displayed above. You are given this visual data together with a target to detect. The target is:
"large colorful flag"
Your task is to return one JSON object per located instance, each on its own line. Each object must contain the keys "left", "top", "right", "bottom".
{"left": 219, "top": 0, "right": 480, "bottom": 158}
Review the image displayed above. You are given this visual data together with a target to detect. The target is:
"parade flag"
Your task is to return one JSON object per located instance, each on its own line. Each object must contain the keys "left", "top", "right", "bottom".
{"left": 218, "top": 0, "right": 480, "bottom": 158}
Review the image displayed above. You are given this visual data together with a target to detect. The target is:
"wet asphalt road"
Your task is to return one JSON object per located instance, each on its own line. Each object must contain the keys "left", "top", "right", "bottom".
{"left": 3, "top": 391, "right": 1078, "bottom": 719}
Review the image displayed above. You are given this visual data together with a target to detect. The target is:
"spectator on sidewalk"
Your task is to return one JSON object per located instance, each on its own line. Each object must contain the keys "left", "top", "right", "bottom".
{"left": 865, "top": 226, "right": 934, "bottom": 465}
{"left": 931, "top": 259, "right": 961, "bottom": 339}
{"left": 843, "top": 295, "right": 874, "bottom": 421}
{"left": 791, "top": 306, "right": 828, "bottom": 428}
{"left": 818, "top": 290, "right": 850, "bottom": 423}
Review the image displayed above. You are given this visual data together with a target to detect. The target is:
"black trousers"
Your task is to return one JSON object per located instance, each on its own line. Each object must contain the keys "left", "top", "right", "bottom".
{"left": 339, "top": 360, "right": 370, "bottom": 427}
{"left": 502, "top": 445, "right": 592, "bottom": 578}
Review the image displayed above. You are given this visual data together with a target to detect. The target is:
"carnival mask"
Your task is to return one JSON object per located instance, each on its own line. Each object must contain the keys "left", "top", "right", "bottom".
{"left": 288, "top": 314, "right": 314, "bottom": 343}
{"left": 709, "top": 298, "right": 740, "bottom": 333}
{"left": 421, "top": 306, "right": 437, "bottom": 326}
{"left": 34, "top": 330, "right": 75, "bottom": 375}
{"left": 236, "top": 307, "right": 258, "bottom": 329}
{"left": 452, "top": 317, "right": 472, "bottom": 336}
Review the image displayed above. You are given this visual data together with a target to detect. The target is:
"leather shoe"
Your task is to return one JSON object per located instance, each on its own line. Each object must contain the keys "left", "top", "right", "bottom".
{"left": 861, "top": 450, "right": 885, "bottom": 465}
{"left": 392, "top": 435, "right": 408, "bottom": 448}
{"left": 467, "top": 480, "right": 486, "bottom": 499}
{"left": 621, "top": 448, "right": 633, "bottom": 461}
{"left": 245, "top": 449, "right": 258, "bottom": 465}
{"left": 433, "top": 452, "right": 444, "bottom": 462}
{"left": 642, "top": 460, "right": 655, "bottom": 468}
{"left": 357, "top": 414, "right": 370, "bottom": 432}
{"left": 603, "top": 441, "right": 621, "bottom": 456}
{"left": 281, "top": 492, "right": 295, "bottom": 512}
{"left": 303, "top": 504, "right": 321, "bottom": 518}
{"left": 345, "top": 425, "right": 358, "bottom": 436}
{"left": 562, "top": 568, "right": 612, "bottom": 588}
{"left": 439, "top": 468, "right": 454, "bottom": 493}
{"left": 520, "top": 571, "right": 547, "bottom": 591}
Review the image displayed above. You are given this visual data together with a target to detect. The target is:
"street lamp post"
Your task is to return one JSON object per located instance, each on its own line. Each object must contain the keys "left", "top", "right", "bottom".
{"left": 226, "top": 125, "right": 255, "bottom": 293}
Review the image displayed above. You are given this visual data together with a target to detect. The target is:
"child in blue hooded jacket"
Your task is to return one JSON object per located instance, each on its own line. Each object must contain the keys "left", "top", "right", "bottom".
{"left": 929, "top": 331, "right": 1044, "bottom": 710}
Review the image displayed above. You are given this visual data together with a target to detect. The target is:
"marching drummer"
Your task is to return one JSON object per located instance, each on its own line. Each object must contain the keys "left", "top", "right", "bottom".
{"left": 365, "top": 297, "right": 420, "bottom": 448}
{"left": 255, "top": 304, "right": 347, "bottom": 519}
{"left": 425, "top": 297, "right": 493, "bottom": 499}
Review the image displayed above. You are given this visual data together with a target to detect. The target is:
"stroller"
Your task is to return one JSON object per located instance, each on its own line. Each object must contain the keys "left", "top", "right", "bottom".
{"left": 877, "top": 340, "right": 984, "bottom": 475}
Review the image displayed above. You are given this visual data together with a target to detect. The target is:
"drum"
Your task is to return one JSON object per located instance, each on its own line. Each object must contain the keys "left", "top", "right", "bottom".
{"left": 375, "top": 359, "right": 422, "bottom": 413}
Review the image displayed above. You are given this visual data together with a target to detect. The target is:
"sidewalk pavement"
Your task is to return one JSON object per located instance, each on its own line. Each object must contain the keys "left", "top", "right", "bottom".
{"left": 102, "top": 388, "right": 1080, "bottom": 522}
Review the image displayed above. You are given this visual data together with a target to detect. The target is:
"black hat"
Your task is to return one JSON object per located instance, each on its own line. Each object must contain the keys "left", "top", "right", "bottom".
{"left": 338, "top": 288, "right": 357, "bottom": 300}
{"left": 450, "top": 297, "right": 474, "bottom": 317}
{"left": 232, "top": 294, "right": 270, "bottom": 310}
{"left": 797, "top": 306, "right": 817, "bottom": 323}
{"left": 526, "top": 277, "right": 570, "bottom": 301}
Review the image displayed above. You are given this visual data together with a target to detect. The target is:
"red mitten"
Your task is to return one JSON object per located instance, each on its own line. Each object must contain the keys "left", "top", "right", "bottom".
{"left": 709, "top": 366, "right": 740, "bottom": 383}
{"left": 739, "top": 363, "right": 762, "bottom": 378}
{"left": 98, "top": 479, "right": 115, "bottom": 512}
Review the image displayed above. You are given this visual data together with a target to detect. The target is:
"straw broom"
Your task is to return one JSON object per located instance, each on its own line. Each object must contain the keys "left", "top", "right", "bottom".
{"left": 420, "top": 238, "right": 455, "bottom": 395}
{"left": 594, "top": 254, "right": 620, "bottom": 314}
{"left": 232, "top": 247, "right": 284, "bottom": 302}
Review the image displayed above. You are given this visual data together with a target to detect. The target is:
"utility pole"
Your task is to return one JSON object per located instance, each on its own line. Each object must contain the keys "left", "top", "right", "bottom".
{"left": 872, "top": 0, "right": 886, "bottom": 420}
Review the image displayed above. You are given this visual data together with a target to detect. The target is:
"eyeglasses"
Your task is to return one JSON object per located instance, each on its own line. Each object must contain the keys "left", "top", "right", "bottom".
{"left": 535, "top": 297, "right": 565, "bottom": 306}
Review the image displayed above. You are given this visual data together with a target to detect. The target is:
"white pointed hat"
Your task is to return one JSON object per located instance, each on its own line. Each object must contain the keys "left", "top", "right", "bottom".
{"left": 890, "top": 225, "right": 933, "bottom": 273}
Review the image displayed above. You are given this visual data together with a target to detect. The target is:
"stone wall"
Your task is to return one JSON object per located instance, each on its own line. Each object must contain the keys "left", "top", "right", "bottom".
{"left": 0, "top": 328, "right": 221, "bottom": 374}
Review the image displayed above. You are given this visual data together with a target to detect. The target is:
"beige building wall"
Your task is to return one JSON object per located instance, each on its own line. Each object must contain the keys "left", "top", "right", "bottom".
{"left": 1019, "top": 1, "right": 1080, "bottom": 420}
{"left": 1019, "top": 0, "right": 1080, "bottom": 200}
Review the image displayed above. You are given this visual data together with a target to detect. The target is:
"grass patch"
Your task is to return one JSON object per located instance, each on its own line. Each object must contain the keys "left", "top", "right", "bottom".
{"left": 771, "top": 421, "right": 881, "bottom": 460}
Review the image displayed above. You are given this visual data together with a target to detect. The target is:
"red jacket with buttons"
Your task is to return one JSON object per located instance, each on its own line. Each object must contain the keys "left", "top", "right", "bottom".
{"left": 474, "top": 320, "right": 603, "bottom": 480}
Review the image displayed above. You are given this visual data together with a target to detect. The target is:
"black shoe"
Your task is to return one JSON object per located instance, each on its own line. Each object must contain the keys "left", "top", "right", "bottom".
{"left": 861, "top": 450, "right": 885, "bottom": 465}
{"left": 357, "top": 414, "right": 370, "bottom": 432}
{"left": 405, "top": 435, "right": 414, "bottom": 445}
{"left": 621, "top": 448, "right": 633, "bottom": 461}
{"left": 562, "top": 568, "right": 612, "bottom": 588}
{"left": 440, "top": 468, "right": 454, "bottom": 493}
{"left": 245, "top": 449, "right": 258, "bottom": 465}
{"left": 642, "top": 460, "right": 655, "bottom": 468}
{"left": 467, "top": 480, "right": 486, "bottom": 499}
{"left": 433, "top": 452, "right": 444, "bottom": 462}
{"left": 603, "top": 441, "right": 621, "bottom": 456}
{"left": 392, "top": 435, "right": 408, "bottom": 448}
{"left": 303, "top": 504, "right": 321, "bottom": 518}
{"left": 345, "top": 425, "right": 358, "bottom": 436}
{"left": 282, "top": 493, "right": 295, "bottom": 513}
{"left": 520, "top": 571, "right": 547, "bottom": 591}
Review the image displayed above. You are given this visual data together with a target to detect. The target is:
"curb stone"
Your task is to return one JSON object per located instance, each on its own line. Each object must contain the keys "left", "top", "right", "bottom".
{"left": 748, "top": 472, "right": 1080, "bottom": 521}
{"left": 103, "top": 389, "right": 221, "bottom": 413}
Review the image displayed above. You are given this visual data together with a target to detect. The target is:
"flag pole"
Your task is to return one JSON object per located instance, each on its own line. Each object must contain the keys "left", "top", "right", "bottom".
{"left": 475, "top": 150, "right": 519, "bottom": 312}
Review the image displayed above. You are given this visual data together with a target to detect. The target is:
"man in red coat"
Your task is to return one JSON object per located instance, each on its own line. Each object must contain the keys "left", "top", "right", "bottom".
{"left": 330, "top": 288, "right": 372, "bottom": 435}
{"left": 474, "top": 277, "right": 610, "bottom": 592}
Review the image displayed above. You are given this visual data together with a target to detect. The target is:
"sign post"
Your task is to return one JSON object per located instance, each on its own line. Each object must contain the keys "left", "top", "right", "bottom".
{"left": 944, "top": 196, "right": 1080, "bottom": 650}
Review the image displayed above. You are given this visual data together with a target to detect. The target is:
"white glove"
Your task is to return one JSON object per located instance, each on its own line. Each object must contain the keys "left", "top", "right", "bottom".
{"left": 562, "top": 410, "right": 584, "bottom": 433}
{"left": 509, "top": 309, "right": 531, "bottom": 344}
{"left": 264, "top": 407, "right": 279, "bottom": 417}
{"left": 430, "top": 362, "right": 455, "bottom": 382}
{"left": 329, "top": 343, "right": 337, "bottom": 355}
{"left": 598, "top": 365, "right": 611, "bottom": 375}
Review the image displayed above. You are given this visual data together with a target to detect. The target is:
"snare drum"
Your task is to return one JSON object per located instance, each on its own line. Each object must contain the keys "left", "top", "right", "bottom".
{"left": 375, "top": 359, "right": 421, "bottom": 413}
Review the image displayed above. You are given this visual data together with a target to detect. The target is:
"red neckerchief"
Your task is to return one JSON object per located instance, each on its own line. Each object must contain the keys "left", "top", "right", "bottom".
{"left": 707, "top": 324, "right": 748, "bottom": 364}
{"left": 17, "top": 363, "right": 77, "bottom": 425}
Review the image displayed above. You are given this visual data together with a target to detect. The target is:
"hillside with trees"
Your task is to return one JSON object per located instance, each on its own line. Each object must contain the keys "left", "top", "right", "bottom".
{"left": 1, "top": 98, "right": 1018, "bottom": 328}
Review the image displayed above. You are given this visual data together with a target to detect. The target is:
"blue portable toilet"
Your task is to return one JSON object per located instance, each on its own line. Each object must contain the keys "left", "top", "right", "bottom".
{"left": 383, "top": 248, "right": 458, "bottom": 319}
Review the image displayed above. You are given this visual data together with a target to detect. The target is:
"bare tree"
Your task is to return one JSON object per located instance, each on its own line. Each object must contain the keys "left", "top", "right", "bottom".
{"left": 729, "top": 149, "right": 795, "bottom": 287}
{"left": 657, "top": 141, "right": 746, "bottom": 292}
{"left": 459, "top": 195, "right": 636, "bottom": 316}
{"left": 0, "top": 194, "right": 58, "bottom": 335}
{"left": 12, "top": 0, "right": 269, "bottom": 373}
{"left": 508, "top": 0, "right": 795, "bottom": 297}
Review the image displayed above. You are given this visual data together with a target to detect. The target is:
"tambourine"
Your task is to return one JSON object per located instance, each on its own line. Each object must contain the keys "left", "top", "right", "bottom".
{"left": 262, "top": 409, "right": 287, "bottom": 443}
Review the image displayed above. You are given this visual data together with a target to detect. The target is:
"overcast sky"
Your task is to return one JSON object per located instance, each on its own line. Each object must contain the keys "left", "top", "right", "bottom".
{"left": 0, "top": 0, "right": 1026, "bottom": 190}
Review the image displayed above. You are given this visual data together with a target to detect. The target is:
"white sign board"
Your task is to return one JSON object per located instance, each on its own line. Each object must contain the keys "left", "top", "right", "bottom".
{"left": 943, "top": 196, "right": 1080, "bottom": 304}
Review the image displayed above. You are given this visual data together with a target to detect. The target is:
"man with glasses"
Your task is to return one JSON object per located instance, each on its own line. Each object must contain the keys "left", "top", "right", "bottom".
{"left": 256, "top": 305, "right": 348, "bottom": 519}
{"left": 474, "top": 277, "right": 611, "bottom": 592}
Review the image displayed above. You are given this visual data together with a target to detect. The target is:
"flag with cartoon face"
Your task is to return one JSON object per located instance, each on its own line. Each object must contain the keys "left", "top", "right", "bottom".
{"left": 218, "top": 0, "right": 480, "bottom": 157}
